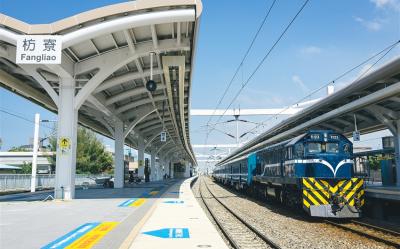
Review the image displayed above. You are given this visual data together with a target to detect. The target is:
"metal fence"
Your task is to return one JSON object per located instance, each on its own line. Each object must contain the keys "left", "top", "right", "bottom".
{"left": 0, "top": 174, "right": 111, "bottom": 192}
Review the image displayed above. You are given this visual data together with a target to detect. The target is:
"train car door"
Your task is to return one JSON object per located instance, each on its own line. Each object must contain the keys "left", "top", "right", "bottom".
{"left": 247, "top": 153, "right": 257, "bottom": 185}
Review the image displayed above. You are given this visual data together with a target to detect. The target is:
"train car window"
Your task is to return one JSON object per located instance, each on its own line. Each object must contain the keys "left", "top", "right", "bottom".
{"left": 326, "top": 142, "right": 339, "bottom": 153}
{"left": 308, "top": 143, "right": 321, "bottom": 153}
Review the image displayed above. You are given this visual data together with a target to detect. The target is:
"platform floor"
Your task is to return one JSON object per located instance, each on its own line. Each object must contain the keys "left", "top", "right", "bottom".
{"left": 0, "top": 177, "right": 227, "bottom": 249}
{"left": 0, "top": 180, "right": 175, "bottom": 249}
{"left": 365, "top": 184, "right": 400, "bottom": 201}
{"left": 127, "top": 177, "right": 228, "bottom": 249}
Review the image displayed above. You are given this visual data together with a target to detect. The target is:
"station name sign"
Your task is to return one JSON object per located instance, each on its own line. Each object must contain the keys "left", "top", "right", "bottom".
{"left": 16, "top": 35, "right": 62, "bottom": 64}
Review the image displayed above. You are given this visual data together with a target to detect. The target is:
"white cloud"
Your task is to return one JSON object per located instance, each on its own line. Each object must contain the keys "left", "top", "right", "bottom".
{"left": 292, "top": 75, "right": 309, "bottom": 92}
{"left": 300, "top": 46, "right": 322, "bottom": 55}
{"left": 370, "top": 0, "right": 400, "bottom": 10}
{"left": 354, "top": 16, "right": 383, "bottom": 31}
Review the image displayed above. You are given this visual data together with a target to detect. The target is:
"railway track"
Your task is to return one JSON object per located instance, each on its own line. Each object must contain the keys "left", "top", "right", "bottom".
{"left": 324, "top": 219, "right": 400, "bottom": 248}
{"left": 198, "top": 178, "right": 281, "bottom": 249}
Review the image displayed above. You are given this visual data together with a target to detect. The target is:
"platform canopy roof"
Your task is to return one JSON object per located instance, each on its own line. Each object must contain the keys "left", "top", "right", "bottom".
{"left": 218, "top": 56, "right": 400, "bottom": 166}
{"left": 0, "top": 0, "right": 203, "bottom": 164}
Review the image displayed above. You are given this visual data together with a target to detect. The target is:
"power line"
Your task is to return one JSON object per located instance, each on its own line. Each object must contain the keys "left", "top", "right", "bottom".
{"left": 243, "top": 39, "right": 400, "bottom": 137}
{"left": 209, "top": 0, "right": 310, "bottom": 134}
{"left": 205, "top": 0, "right": 278, "bottom": 127}
{"left": 202, "top": 0, "right": 279, "bottom": 159}
{"left": 0, "top": 108, "right": 54, "bottom": 130}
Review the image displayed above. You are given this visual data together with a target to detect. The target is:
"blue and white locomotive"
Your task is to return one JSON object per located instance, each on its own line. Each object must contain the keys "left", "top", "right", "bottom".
{"left": 213, "top": 130, "right": 364, "bottom": 218}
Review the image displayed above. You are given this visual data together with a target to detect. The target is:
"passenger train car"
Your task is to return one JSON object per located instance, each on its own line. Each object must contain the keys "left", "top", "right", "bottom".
{"left": 213, "top": 130, "right": 364, "bottom": 218}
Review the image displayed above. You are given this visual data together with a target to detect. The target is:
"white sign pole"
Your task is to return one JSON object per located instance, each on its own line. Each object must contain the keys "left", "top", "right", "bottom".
{"left": 31, "top": 113, "right": 40, "bottom": 193}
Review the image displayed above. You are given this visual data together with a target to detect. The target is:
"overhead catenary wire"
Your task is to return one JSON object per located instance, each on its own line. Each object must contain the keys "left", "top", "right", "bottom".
{"left": 242, "top": 39, "right": 400, "bottom": 137}
{"left": 0, "top": 108, "right": 54, "bottom": 130}
{"left": 201, "top": 0, "right": 279, "bottom": 164}
{"left": 205, "top": 0, "right": 278, "bottom": 128}
{"left": 202, "top": 0, "right": 309, "bottom": 166}
{"left": 207, "top": 0, "right": 310, "bottom": 136}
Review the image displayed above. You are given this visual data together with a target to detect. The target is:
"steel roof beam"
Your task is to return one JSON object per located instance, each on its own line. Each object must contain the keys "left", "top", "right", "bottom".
{"left": 220, "top": 81, "right": 400, "bottom": 165}
{"left": 369, "top": 104, "right": 400, "bottom": 120}
{"left": 365, "top": 107, "right": 397, "bottom": 135}
{"left": 105, "top": 85, "right": 166, "bottom": 106}
{"left": 123, "top": 107, "right": 157, "bottom": 139}
{"left": 115, "top": 95, "right": 166, "bottom": 114}
{"left": 61, "top": 9, "right": 195, "bottom": 49}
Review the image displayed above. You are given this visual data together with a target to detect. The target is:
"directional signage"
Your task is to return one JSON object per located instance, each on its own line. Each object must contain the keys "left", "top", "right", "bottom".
{"left": 16, "top": 35, "right": 62, "bottom": 64}
{"left": 163, "top": 200, "right": 184, "bottom": 204}
{"left": 160, "top": 131, "right": 167, "bottom": 142}
{"left": 59, "top": 137, "right": 71, "bottom": 154}
{"left": 353, "top": 131, "right": 360, "bottom": 142}
{"left": 142, "top": 228, "right": 189, "bottom": 239}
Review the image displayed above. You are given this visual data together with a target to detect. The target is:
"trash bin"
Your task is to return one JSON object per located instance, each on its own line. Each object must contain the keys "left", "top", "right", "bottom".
{"left": 381, "top": 160, "right": 395, "bottom": 186}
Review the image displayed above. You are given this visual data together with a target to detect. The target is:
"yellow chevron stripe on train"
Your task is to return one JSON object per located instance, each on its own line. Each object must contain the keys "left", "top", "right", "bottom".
{"left": 302, "top": 177, "right": 364, "bottom": 218}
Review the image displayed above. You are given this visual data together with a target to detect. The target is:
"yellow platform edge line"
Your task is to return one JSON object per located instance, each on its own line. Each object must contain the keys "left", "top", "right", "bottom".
{"left": 66, "top": 222, "right": 119, "bottom": 249}
{"left": 130, "top": 198, "right": 146, "bottom": 207}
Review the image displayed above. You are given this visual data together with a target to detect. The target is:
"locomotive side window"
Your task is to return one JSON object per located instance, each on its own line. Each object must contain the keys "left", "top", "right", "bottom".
{"left": 295, "top": 143, "right": 304, "bottom": 158}
{"left": 343, "top": 143, "right": 350, "bottom": 154}
{"left": 287, "top": 147, "right": 293, "bottom": 159}
{"left": 326, "top": 142, "right": 339, "bottom": 153}
{"left": 308, "top": 142, "right": 321, "bottom": 153}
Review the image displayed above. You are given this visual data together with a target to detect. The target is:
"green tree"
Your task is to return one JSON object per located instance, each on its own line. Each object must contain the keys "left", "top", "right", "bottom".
{"left": 8, "top": 146, "right": 30, "bottom": 152}
{"left": 20, "top": 162, "right": 32, "bottom": 174}
{"left": 49, "top": 127, "right": 113, "bottom": 174}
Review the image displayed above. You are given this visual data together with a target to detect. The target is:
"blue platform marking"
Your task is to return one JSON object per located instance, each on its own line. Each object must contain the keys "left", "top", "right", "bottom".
{"left": 163, "top": 200, "right": 184, "bottom": 204}
{"left": 142, "top": 228, "right": 190, "bottom": 239}
{"left": 118, "top": 187, "right": 163, "bottom": 207}
{"left": 41, "top": 222, "right": 100, "bottom": 249}
{"left": 169, "top": 191, "right": 183, "bottom": 194}
{"left": 118, "top": 198, "right": 137, "bottom": 207}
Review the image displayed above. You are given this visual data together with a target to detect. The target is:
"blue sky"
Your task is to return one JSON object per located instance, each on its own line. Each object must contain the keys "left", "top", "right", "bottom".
{"left": 0, "top": 1, "right": 399, "bottom": 163}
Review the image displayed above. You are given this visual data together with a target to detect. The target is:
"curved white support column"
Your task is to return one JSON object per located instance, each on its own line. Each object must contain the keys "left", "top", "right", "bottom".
{"left": 114, "top": 120, "right": 124, "bottom": 188}
{"left": 54, "top": 78, "right": 78, "bottom": 200}
{"left": 138, "top": 136, "right": 145, "bottom": 178}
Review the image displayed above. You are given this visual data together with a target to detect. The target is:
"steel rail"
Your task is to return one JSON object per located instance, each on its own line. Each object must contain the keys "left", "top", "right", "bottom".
{"left": 324, "top": 219, "right": 400, "bottom": 248}
{"left": 201, "top": 178, "right": 282, "bottom": 249}
{"left": 197, "top": 179, "right": 241, "bottom": 249}
{"left": 350, "top": 219, "right": 400, "bottom": 238}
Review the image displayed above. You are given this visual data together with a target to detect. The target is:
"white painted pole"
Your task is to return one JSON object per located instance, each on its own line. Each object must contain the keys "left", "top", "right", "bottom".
{"left": 31, "top": 113, "right": 40, "bottom": 193}
{"left": 235, "top": 116, "right": 239, "bottom": 147}
{"left": 150, "top": 52, "right": 154, "bottom": 80}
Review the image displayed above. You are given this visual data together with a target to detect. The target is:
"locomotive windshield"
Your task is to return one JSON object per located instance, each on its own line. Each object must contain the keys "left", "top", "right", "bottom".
{"left": 307, "top": 142, "right": 339, "bottom": 153}
{"left": 326, "top": 142, "right": 339, "bottom": 153}
{"left": 308, "top": 142, "right": 321, "bottom": 153}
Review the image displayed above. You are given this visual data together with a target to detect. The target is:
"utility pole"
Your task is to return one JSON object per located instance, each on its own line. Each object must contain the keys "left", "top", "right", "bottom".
{"left": 234, "top": 114, "right": 240, "bottom": 147}
{"left": 31, "top": 113, "right": 40, "bottom": 193}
